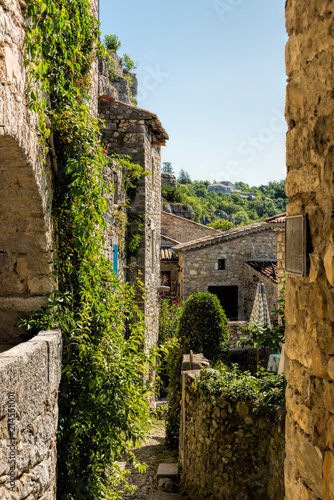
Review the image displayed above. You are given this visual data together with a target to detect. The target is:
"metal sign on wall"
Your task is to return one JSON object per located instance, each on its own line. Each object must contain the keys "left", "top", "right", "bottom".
{"left": 285, "top": 215, "right": 307, "bottom": 276}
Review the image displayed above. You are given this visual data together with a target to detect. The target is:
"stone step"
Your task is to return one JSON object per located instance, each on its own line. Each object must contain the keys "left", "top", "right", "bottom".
{"left": 146, "top": 493, "right": 186, "bottom": 500}
{"left": 156, "top": 463, "right": 179, "bottom": 482}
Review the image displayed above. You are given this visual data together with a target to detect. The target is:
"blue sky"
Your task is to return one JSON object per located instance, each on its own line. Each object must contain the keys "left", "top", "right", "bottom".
{"left": 99, "top": 0, "right": 287, "bottom": 187}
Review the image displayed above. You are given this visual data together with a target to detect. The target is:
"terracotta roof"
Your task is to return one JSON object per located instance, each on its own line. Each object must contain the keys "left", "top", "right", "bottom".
{"left": 208, "top": 183, "right": 232, "bottom": 188}
{"left": 161, "top": 247, "right": 178, "bottom": 261}
{"left": 246, "top": 260, "right": 279, "bottom": 284}
{"left": 172, "top": 221, "right": 273, "bottom": 252}
{"left": 264, "top": 213, "right": 286, "bottom": 225}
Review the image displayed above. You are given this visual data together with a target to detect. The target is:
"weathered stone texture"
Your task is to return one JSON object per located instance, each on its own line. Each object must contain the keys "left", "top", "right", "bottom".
{"left": 243, "top": 262, "right": 278, "bottom": 322}
{"left": 180, "top": 370, "right": 285, "bottom": 500}
{"left": 163, "top": 203, "right": 195, "bottom": 220}
{"left": 285, "top": 1, "right": 334, "bottom": 498}
{"left": 161, "top": 172, "right": 177, "bottom": 188}
{"left": 0, "top": 330, "right": 62, "bottom": 499}
{"left": 161, "top": 211, "right": 220, "bottom": 244}
{"left": 176, "top": 228, "right": 277, "bottom": 319}
{"left": 99, "top": 98, "right": 167, "bottom": 347}
{"left": 0, "top": 2, "right": 54, "bottom": 344}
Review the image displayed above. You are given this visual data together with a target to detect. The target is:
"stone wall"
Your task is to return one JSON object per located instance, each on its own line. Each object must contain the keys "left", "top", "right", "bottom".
{"left": 161, "top": 211, "right": 220, "bottom": 244}
{"left": 99, "top": 98, "right": 167, "bottom": 347}
{"left": 243, "top": 263, "right": 278, "bottom": 322}
{"left": 0, "top": 330, "right": 62, "bottom": 499}
{"left": 276, "top": 229, "right": 285, "bottom": 286}
{"left": 177, "top": 229, "right": 277, "bottom": 320}
{"left": 0, "top": 0, "right": 54, "bottom": 344}
{"left": 229, "top": 321, "right": 247, "bottom": 349}
{"left": 284, "top": 2, "right": 334, "bottom": 498}
{"left": 160, "top": 260, "right": 179, "bottom": 299}
{"left": 180, "top": 370, "right": 285, "bottom": 500}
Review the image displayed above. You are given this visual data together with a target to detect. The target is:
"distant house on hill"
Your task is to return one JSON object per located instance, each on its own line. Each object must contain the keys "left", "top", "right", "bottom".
{"left": 207, "top": 182, "right": 236, "bottom": 194}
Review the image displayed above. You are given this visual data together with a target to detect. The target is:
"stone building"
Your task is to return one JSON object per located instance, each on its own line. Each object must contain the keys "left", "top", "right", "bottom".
{"left": 173, "top": 222, "right": 277, "bottom": 320}
{"left": 284, "top": 2, "right": 334, "bottom": 498}
{"left": 0, "top": 0, "right": 167, "bottom": 496}
{"left": 161, "top": 211, "right": 220, "bottom": 243}
{"left": 99, "top": 97, "right": 168, "bottom": 347}
{"left": 207, "top": 182, "right": 236, "bottom": 193}
{"left": 160, "top": 246, "right": 179, "bottom": 299}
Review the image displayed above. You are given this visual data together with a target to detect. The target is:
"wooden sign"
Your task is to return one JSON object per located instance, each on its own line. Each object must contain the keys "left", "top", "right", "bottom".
{"left": 285, "top": 215, "right": 307, "bottom": 276}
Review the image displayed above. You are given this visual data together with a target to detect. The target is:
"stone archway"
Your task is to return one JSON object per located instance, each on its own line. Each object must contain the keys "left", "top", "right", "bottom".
{"left": 0, "top": 1, "right": 55, "bottom": 347}
{"left": 0, "top": 136, "right": 54, "bottom": 345}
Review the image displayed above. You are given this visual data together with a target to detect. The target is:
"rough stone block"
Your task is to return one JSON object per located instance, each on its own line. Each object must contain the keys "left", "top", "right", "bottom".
{"left": 156, "top": 463, "right": 179, "bottom": 481}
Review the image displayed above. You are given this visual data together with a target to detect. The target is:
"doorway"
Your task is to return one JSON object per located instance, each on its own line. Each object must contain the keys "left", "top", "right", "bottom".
{"left": 208, "top": 286, "right": 238, "bottom": 320}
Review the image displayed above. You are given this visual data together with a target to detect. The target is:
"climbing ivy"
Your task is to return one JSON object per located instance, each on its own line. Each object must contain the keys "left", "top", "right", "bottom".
{"left": 23, "top": 1, "right": 156, "bottom": 498}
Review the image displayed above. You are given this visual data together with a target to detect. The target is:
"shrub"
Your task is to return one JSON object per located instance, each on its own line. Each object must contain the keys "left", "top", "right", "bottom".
{"left": 104, "top": 33, "right": 121, "bottom": 53}
{"left": 164, "top": 337, "right": 184, "bottom": 448}
{"left": 123, "top": 53, "right": 137, "bottom": 73}
{"left": 196, "top": 364, "right": 286, "bottom": 412}
{"left": 177, "top": 292, "right": 229, "bottom": 363}
{"left": 159, "top": 298, "right": 183, "bottom": 345}
{"left": 165, "top": 293, "right": 229, "bottom": 448}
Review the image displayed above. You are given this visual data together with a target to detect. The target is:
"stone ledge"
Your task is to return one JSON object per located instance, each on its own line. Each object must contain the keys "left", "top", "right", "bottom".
{"left": 0, "top": 330, "right": 62, "bottom": 422}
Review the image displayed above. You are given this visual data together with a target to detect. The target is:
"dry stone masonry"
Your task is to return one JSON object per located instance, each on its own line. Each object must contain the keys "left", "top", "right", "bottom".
{"left": 174, "top": 223, "right": 277, "bottom": 320}
{"left": 0, "top": 0, "right": 54, "bottom": 345}
{"left": 179, "top": 370, "right": 285, "bottom": 500}
{"left": 99, "top": 96, "right": 168, "bottom": 348}
{"left": 284, "top": 1, "right": 334, "bottom": 498}
{"left": 0, "top": 330, "right": 62, "bottom": 499}
{"left": 161, "top": 211, "right": 220, "bottom": 244}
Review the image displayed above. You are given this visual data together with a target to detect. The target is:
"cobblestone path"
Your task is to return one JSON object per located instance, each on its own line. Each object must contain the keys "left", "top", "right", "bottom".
{"left": 116, "top": 419, "right": 179, "bottom": 499}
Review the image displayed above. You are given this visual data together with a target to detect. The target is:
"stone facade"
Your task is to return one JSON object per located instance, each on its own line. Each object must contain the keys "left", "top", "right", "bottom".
{"left": 99, "top": 98, "right": 168, "bottom": 347}
{"left": 229, "top": 321, "right": 247, "bottom": 349}
{"left": 180, "top": 370, "right": 285, "bottom": 500}
{"left": 0, "top": 0, "right": 55, "bottom": 345}
{"left": 243, "top": 261, "right": 278, "bottom": 322}
{"left": 174, "top": 224, "right": 277, "bottom": 320}
{"left": 160, "top": 247, "right": 178, "bottom": 299}
{"left": 161, "top": 211, "right": 220, "bottom": 244}
{"left": 284, "top": 2, "right": 334, "bottom": 498}
{"left": 0, "top": 330, "right": 62, "bottom": 499}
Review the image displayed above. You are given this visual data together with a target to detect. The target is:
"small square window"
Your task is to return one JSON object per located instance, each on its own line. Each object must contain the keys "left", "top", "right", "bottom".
{"left": 218, "top": 259, "right": 226, "bottom": 270}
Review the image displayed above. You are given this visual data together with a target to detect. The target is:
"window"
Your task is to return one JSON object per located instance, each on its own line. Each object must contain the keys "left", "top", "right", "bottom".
{"left": 218, "top": 259, "right": 226, "bottom": 270}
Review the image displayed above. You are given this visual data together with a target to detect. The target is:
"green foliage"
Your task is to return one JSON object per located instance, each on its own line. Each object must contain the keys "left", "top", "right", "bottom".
{"left": 177, "top": 292, "right": 230, "bottom": 363}
{"left": 178, "top": 168, "right": 191, "bottom": 184}
{"left": 164, "top": 337, "right": 184, "bottom": 449}
{"left": 162, "top": 162, "right": 174, "bottom": 174}
{"left": 104, "top": 33, "right": 121, "bottom": 52}
{"left": 23, "top": 2, "right": 154, "bottom": 498}
{"left": 159, "top": 298, "right": 183, "bottom": 345}
{"left": 208, "top": 219, "right": 233, "bottom": 231}
{"left": 238, "top": 281, "right": 286, "bottom": 353}
{"left": 123, "top": 53, "right": 137, "bottom": 73}
{"left": 161, "top": 178, "right": 287, "bottom": 225}
{"left": 165, "top": 293, "right": 229, "bottom": 448}
{"left": 196, "top": 364, "right": 286, "bottom": 412}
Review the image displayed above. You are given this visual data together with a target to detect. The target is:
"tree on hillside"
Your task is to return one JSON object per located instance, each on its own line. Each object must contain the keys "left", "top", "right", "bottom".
{"left": 162, "top": 162, "right": 174, "bottom": 174}
{"left": 104, "top": 34, "right": 121, "bottom": 53}
{"left": 178, "top": 169, "right": 191, "bottom": 184}
{"left": 208, "top": 219, "right": 233, "bottom": 231}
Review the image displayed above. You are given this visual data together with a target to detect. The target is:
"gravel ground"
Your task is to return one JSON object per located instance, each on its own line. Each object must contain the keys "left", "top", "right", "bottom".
{"left": 116, "top": 418, "right": 179, "bottom": 499}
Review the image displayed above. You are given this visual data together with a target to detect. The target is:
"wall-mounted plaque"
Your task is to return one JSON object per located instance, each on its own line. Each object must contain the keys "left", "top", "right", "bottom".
{"left": 285, "top": 215, "right": 307, "bottom": 276}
